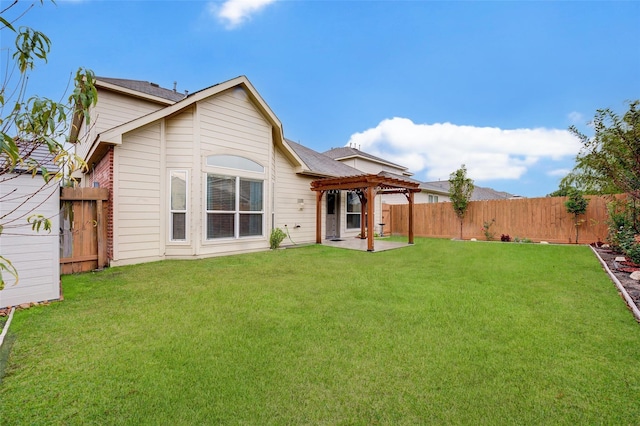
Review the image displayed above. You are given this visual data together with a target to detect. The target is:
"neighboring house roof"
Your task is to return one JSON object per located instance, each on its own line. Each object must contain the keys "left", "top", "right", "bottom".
{"left": 323, "top": 146, "right": 411, "bottom": 175}
{"left": 95, "top": 77, "right": 187, "bottom": 103}
{"left": 285, "top": 140, "right": 363, "bottom": 178}
{"left": 86, "top": 75, "right": 302, "bottom": 170}
{"left": 2, "top": 141, "right": 59, "bottom": 174}
{"left": 422, "top": 180, "right": 515, "bottom": 200}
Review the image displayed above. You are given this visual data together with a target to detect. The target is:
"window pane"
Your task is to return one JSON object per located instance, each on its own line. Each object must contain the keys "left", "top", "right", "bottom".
{"left": 207, "top": 213, "right": 234, "bottom": 239}
{"left": 239, "top": 179, "right": 263, "bottom": 211}
{"left": 327, "top": 193, "right": 336, "bottom": 214}
{"left": 347, "top": 192, "right": 361, "bottom": 213}
{"left": 172, "top": 213, "right": 186, "bottom": 241}
{"left": 171, "top": 171, "right": 187, "bottom": 210}
{"left": 207, "top": 175, "right": 235, "bottom": 211}
{"left": 239, "top": 213, "right": 263, "bottom": 237}
{"left": 206, "top": 155, "right": 264, "bottom": 173}
{"left": 346, "top": 213, "right": 361, "bottom": 229}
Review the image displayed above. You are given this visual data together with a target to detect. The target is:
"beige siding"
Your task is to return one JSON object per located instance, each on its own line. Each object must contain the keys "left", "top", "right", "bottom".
{"left": 198, "top": 88, "right": 271, "bottom": 163}
{"left": 112, "top": 123, "right": 162, "bottom": 265}
{"left": 0, "top": 176, "right": 60, "bottom": 308}
{"left": 337, "top": 157, "right": 405, "bottom": 176}
{"left": 197, "top": 88, "right": 274, "bottom": 256}
{"left": 165, "top": 109, "right": 195, "bottom": 169}
{"left": 273, "top": 147, "right": 316, "bottom": 245}
{"left": 76, "top": 90, "right": 166, "bottom": 161}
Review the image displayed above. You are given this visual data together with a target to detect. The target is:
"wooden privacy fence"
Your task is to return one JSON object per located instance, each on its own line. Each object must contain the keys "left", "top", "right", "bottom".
{"left": 60, "top": 187, "right": 109, "bottom": 274}
{"left": 385, "top": 195, "right": 624, "bottom": 244}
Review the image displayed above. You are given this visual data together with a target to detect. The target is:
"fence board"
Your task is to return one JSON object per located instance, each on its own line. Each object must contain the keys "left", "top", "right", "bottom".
{"left": 387, "top": 195, "right": 623, "bottom": 244}
{"left": 60, "top": 188, "right": 109, "bottom": 274}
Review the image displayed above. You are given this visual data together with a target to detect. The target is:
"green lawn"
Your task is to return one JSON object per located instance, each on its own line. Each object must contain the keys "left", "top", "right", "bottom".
{"left": 1, "top": 238, "right": 639, "bottom": 424}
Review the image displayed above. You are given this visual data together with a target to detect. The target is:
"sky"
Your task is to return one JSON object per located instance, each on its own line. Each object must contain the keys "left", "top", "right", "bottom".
{"left": 2, "top": 0, "right": 639, "bottom": 197}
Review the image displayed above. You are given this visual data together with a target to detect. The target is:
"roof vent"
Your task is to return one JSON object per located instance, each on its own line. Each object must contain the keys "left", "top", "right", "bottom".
{"left": 173, "top": 81, "right": 177, "bottom": 92}
{"left": 150, "top": 82, "right": 159, "bottom": 87}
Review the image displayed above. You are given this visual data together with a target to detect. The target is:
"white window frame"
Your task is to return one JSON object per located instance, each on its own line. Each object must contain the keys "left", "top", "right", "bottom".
{"left": 428, "top": 194, "right": 439, "bottom": 203}
{"left": 169, "top": 170, "right": 188, "bottom": 243}
{"left": 346, "top": 191, "right": 362, "bottom": 230}
{"left": 205, "top": 174, "right": 265, "bottom": 240}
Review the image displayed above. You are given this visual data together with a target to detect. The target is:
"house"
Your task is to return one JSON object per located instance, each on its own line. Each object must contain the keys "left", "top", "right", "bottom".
{"left": 324, "top": 146, "right": 515, "bottom": 204}
{"left": 417, "top": 180, "right": 515, "bottom": 202}
{"left": 0, "top": 144, "right": 61, "bottom": 309}
{"left": 74, "top": 75, "right": 417, "bottom": 266}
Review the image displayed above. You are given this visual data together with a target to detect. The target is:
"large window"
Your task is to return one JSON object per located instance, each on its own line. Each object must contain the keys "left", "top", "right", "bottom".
{"left": 346, "top": 191, "right": 361, "bottom": 229}
{"left": 206, "top": 174, "right": 263, "bottom": 239}
{"left": 170, "top": 170, "right": 188, "bottom": 241}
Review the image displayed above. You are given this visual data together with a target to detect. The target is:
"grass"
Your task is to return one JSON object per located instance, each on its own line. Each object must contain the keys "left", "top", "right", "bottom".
{"left": 1, "top": 238, "right": 639, "bottom": 424}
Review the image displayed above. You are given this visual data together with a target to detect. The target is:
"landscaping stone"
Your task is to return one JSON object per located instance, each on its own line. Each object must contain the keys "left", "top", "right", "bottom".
{"left": 615, "top": 256, "right": 627, "bottom": 262}
{"left": 630, "top": 271, "right": 640, "bottom": 281}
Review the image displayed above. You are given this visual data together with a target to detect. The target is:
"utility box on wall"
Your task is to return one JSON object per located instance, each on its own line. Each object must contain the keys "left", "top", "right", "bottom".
{"left": 0, "top": 175, "right": 61, "bottom": 309}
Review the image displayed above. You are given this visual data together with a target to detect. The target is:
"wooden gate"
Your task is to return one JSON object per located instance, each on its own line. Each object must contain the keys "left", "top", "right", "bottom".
{"left": 60, "top": 187, "right": 109, "bottom": 274}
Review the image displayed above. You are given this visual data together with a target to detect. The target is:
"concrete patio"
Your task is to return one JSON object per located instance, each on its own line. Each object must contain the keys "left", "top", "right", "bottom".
{"left": 323, "top": 238, "right": 412, "bottom": 252}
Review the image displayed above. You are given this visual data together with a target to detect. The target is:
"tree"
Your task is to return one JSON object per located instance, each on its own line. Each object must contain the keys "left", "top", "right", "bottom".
{"left": 564, "top": 187, "right": 589, "bottom": 244}
{"left": 448, "top": 164, "right": 474, "bottom": 239}
{"left": 561, "top": 100, "right": 640, "bottom": 199}
{"left": 0, "top": 1, "right": 97, "bottom": 289}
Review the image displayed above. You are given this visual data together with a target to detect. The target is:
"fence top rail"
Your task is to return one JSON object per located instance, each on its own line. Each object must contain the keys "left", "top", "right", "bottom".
{"left": 60, "top": 187, "right": 109, "bottom": 201}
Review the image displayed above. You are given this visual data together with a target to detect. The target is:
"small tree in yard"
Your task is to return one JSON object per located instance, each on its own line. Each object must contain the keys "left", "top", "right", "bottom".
{"left": 564, "top": 187, "right": 589, "bottom": 244}
{"left": 448, "top": 164, "right": 474, "bottom": 240}
{"left": 0, "top": 2, "right": 97, "bottom": 289}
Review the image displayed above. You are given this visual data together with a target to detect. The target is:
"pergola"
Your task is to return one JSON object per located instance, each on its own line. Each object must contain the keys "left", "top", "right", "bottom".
{"left": 310, "top": 173, "right": 421, "bottom": 252}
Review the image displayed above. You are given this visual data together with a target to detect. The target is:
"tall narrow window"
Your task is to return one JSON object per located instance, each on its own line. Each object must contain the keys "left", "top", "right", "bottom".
{"left": 170, "top": 170, "right": 188, "bottom": 241}
{"left": 346, "top": 191, "right": 361, "bottom": 229}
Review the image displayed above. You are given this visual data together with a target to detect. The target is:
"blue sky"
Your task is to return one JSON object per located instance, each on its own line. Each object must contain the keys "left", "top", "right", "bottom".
{"left": 3, "top": 0, "right": 639, "bottom": 197}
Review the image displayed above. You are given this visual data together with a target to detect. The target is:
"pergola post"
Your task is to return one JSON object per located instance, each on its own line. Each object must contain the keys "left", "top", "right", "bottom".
{"left": 408, "top": 191, "right": 415, "bottom": 244}
{"left": 367, "top": 186, "right": 375, "bottom": 251}
{"left": 359, "top": 193, "right": 367, "bottom": 239}
{"left": 315, "top": 190, "right": 324, "bottom": 244}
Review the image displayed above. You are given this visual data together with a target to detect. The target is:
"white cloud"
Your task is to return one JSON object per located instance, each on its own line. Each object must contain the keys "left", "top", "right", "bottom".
{"left": 568, "top": 111, "right": 584, "bottom": 124}
{"left": 347, "top": 117, "right": 581, "bottom": 182}
{"left": 547, "top": 168, "right": 571, "bottom": 177}
{"left": 210, "top": 0, "right": 277, "bottom": 29}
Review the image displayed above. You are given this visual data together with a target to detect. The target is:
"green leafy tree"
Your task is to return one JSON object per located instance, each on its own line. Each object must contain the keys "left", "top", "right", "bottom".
{"left": 0, "top": 1, "right": 97, "bottom": 289}
{"left": 561, "top": 100, "right": 640, "bottom": 199}
{"left": 564, "top": 187, "right": 589, "bottom": 244}
{"left": 448, "top": 164, "right": 474, "bottom": 239}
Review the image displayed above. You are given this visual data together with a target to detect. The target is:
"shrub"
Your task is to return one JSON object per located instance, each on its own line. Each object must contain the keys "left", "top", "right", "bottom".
{"left": 482, "top": 219, "right": 496, "bottom": 241}
{"left": 269, "top": 228, "right": 286, "bottom": 249}
{"left": 500, "top": 234, "right": 511, "bottom": 242}
{"left": 606, "top": 198, "right": 640, "bottom": 263}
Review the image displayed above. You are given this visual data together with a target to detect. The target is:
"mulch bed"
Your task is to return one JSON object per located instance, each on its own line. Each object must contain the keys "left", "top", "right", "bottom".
{"left": 592, "top": 246, "right": 640, "bottom": 314}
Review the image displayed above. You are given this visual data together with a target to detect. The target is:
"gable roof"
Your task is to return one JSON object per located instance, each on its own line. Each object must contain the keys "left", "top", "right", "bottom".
{"left": 323, "top": 146, "right": 410, "bottom": 174}
{"left": 85, "top": 76, "right": 302, "bottom": 169}
{"left": 285, "top": 140, "right": 363, "bottom": 178}
{"left": 421, "top": 180, "right": 515, "bottom": 200}
{"left": 95, "top": 77, "right": 187, "bottom": 103}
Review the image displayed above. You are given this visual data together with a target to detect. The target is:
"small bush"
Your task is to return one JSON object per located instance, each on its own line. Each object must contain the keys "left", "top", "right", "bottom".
{"left": 270, "top": 228, "right": 286, "bottom": 249}
{"left": 500, "top": 234, "right": 511, "bottom": 242}
{"left": 482, "top": 219, "right": 496, "bottom": 241}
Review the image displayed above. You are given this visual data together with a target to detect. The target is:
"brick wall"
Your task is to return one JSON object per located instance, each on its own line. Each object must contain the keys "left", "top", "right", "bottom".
{"left": 91, "top": 147, "right": 114, "bottom": 261}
